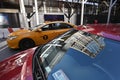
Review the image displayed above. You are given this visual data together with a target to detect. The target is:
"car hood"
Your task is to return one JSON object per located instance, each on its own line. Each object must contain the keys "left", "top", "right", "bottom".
{"left": 9, "top": 29, "right": 31, "bottom": 36}
{"left": 48, "top": 38, "right": 120, "bottom": 80}
{"left": 77, "top": 24, "right": 120, "bottom": 41}
{"left": 0, "top": 47, "right": 37, "bottom": 80}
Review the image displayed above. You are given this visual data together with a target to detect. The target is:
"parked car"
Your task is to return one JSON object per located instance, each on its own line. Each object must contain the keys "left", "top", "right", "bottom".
{"left": 1, "top": 28, "right": 120, "bottom": 80}
{"left": 7, "top": 21, "right": 77, "bottom": 50}
{"left": 77, "top": 24, "right": 120, "bottom": 41}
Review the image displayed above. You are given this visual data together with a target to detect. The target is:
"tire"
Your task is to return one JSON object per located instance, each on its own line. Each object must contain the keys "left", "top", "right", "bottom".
{"left": 19, "top": 38, "right": 35, "bottom": 50}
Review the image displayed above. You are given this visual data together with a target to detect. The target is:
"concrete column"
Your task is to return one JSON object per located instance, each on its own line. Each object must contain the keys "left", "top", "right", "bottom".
{"left": 107, "top": 0, "right": 117, "bottom": 24}
{"left": 80, "top": 0, "right": 85, "bottom": 25}
{"left": 63, "top": 4, "right": 65, "bottom": 13}
{"left": 80, "top": 0, "right": 87, "bottom": 25}
{"left": 19, "top": 0, "right": 29, "bottom": 29}
{"left": 43, "top": 1, "right": 47, "bottom": 14}
{"left": 34, "top": 0, "right": 39, "bottom": 25}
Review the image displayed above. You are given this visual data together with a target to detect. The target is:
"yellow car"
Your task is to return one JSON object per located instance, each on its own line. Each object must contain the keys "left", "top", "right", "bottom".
{"left": 7, "top": 21, "right": 77, "bottom": 50}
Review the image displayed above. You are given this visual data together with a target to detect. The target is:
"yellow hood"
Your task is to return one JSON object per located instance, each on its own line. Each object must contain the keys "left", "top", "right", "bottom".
{"left": 9, "top": 29, "right": 31, "bottom": 36}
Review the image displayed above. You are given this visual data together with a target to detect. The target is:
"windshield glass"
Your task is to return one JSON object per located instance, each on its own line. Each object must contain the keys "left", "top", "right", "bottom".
{"left": 32, "top": 25, "right": 120, "bottom": 80}
{"left": 38, "top": 29, "right": 105, "bottom": 76}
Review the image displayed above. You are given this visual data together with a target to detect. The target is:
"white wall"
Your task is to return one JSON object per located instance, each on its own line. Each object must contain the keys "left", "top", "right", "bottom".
{"left": 0, "top": 28, "right": 20, "bottom": 38}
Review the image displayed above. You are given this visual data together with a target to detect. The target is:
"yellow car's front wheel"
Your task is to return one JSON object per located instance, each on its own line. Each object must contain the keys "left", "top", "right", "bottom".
{"left": 19, "top": 38, "right": 35, "bottom": 50}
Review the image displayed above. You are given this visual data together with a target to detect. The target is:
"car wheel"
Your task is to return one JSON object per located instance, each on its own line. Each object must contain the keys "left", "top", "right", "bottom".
{"left": 19, "top": 38, "right": 35, "bottom": 50}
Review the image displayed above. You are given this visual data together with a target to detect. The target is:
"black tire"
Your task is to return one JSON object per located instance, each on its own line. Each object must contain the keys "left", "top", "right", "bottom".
{"left": 19, "top": 38, "right": 35, "bottom": 50}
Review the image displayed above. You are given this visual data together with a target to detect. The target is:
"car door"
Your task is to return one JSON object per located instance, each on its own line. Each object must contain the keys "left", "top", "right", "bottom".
{"left": 35, "top": 23, "right": 58, "bottom": 45}
{"left": 52, "top": 22, "right": 73, "bottom": 36}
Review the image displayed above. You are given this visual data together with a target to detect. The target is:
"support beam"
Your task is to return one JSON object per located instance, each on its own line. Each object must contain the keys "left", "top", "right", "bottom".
{"left": 80, "top": 0, "right": 88, "bottom": 25}
{"left": 107, "top": 0, "right": 117, "bottom": 24}
{"left": 19, "top": 0, "right": 29, "bottom": 29}
{"left": 34, "top": 0, "right": 39, "bottom": 25}
{"left": 43, "top": 1, "right": 47, "bottom": 14}
{"left": 62, "top": 4, "right": 65, "bottom": 13}
{"left": 80, "top": 0, "right": 85, "bottom": 25}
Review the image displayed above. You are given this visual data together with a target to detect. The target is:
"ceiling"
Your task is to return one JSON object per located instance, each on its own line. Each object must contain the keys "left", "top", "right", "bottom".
{"left": 0, "top": 0, "right": 119, "bottom": 10}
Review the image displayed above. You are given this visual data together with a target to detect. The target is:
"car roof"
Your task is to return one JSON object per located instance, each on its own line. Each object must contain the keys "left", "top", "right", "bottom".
{"left": 32, "top": 21, "right": 72, "bottom": 31}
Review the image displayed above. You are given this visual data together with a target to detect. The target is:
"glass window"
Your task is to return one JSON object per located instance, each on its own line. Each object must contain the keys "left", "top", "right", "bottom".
{"left": 52, "top": 23, "right": 61, "bottom": 29}
{"left": 60, "top": 23, "right": 73, "bottom": 29}
{"left": 52, "top": 23, "right": 73, "bottom": 30}
{"left": 41, "top": 24, "right": 52, "bottom": 31}
{"left": 63, "top": 31, "right": 105, "bottom": 58}
{"left": 40, "top": 45, "right": 65, "bottom": 74}
{"left": 39, "top": 30, "right": 76, "bottom": 74}
{"left": 42, "top": 25, "right": 49, "bottom": 31}
{"left": 38, "top": 29, "right": 105, "bottom": 75}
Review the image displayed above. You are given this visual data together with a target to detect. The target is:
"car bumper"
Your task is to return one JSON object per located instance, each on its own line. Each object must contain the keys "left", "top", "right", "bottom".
{"left": 7, "top": 39, "right": 19, "bottom": 49}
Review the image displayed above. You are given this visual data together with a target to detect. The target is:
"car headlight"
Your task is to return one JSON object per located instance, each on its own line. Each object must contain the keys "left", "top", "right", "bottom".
{"left": 8, "top": 36, "right": 18, "bottom": 40}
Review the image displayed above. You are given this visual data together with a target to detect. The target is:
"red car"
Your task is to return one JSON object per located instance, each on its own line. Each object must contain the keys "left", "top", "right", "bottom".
{"left": 0, "top": 26, "right": 120, "bottom": 80}
{"left": 77, "top": 24, "right": 120, "bottom": 41}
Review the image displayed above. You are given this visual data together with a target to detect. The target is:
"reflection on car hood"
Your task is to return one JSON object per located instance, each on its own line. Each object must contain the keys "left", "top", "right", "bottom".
{"left": 48, "top": 38, "right": 120, "bottom": 80}
{"left": 9, "top": 29, "right": 31, "bottom": 36}
{"left": 78, "top": 24, "right": 120, "bottom": 41}
{"left": 0, "top": 47, "right": 36, "bottom": 80}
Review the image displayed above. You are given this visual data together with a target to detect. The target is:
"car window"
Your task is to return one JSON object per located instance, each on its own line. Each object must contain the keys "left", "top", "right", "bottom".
{"left": 39, "top": 30, "right": 76, "bottom": 74}
{"left": 41, "top": 46, "right": 62, "bottom": 72}
{"left": 41, "top": 23, "right": 73, "bottom": 31}
{"left": 31, "top": 23, "right": 44, "bottom": 31}
{"left": 40, "top": 30, "right": 105, "bottom": 70}
{"left": 64, "top": 31, "right": 105, "bottom": 58}
{"left": 51, "top": 23, "right": 61, "bottom": 29}
{"left": 33, "top": 29, "right": 106, "bottom": 79}
{"left": 60, "top": 23, "right": 73, "bottom": 29}
{"left": 51, "top": 23, "right": 73, "bottom": 30}
{"left": 41, "top": 24, "right": 52, "bottom": 31}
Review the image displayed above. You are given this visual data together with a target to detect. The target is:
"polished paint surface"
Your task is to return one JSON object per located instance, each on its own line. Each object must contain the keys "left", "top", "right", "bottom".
{"left": 0, "top": 47, "right": 36, "bottom": 80}
{"left": 77, "top": 24, "right": 120, "bottom": 41}
{"left": 0, "top": 24, "right": 120, "bottom": 80}
{"left": 7, "top": 21, "right": 76, "bottom": 49}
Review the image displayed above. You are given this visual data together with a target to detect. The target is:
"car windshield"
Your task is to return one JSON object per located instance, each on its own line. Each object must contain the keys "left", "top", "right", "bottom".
{"left": 33, "top": 29, "right": 105, "bottom": 80}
